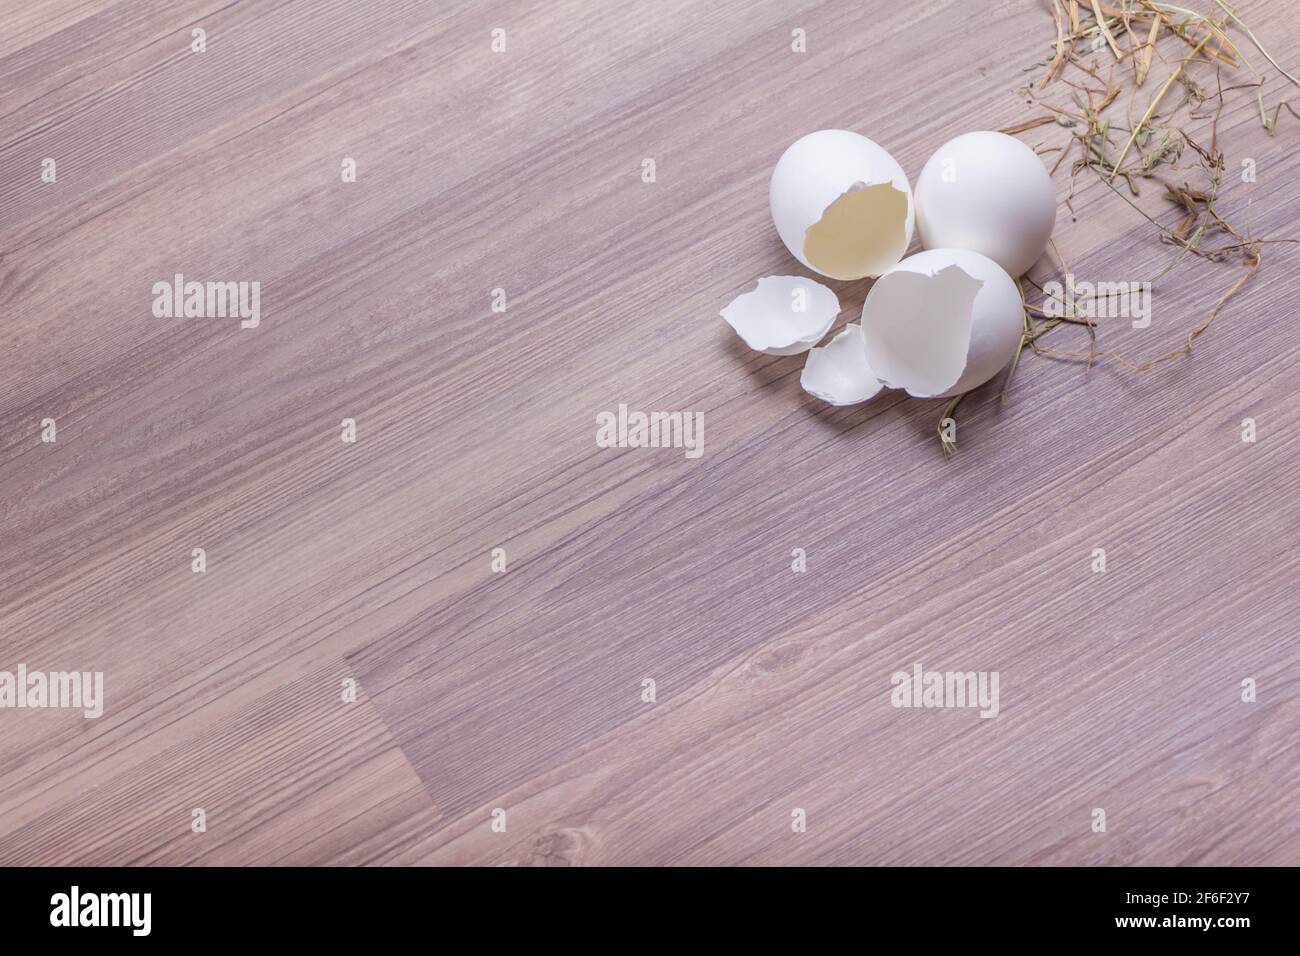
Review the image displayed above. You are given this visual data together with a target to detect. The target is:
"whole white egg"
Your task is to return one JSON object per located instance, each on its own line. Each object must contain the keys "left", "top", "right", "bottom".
{"left": 769, "top": 130, "right": 914, "bottom": 281}
{"left": 914, "top": 131, "right": 1056, "bottom": 277}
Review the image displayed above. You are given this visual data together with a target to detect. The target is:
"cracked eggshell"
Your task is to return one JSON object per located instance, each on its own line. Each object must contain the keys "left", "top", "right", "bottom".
{"left": 860, "top": 248, "right": 1022, "bottom": 399}
{"left": 720, "top": 275, "right": 839, "bottom": 355}
{"left": 800, "top": 323, "right": 882, "bottom": 406}
{"left": 915, "top": 131, "right": 1056, "bottom": 277}
{"left": 769, "top": 130, "right": 914, "bottom": 281}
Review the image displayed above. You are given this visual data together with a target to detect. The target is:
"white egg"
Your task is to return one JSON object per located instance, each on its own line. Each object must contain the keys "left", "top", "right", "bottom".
{"left": 914, "top": 131, "right": 1056, "bottom": 277}
{"left": 769, "top": 130, "right": 914, "bottom": 281}
{"left": 860, "top": 248, "right": 1022, "bottom": 398}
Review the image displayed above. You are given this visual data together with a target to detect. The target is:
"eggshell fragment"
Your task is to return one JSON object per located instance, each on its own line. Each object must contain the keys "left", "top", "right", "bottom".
{"left": 720, "top": 276, "right": 839, "bottom": 355}
{"left": 769, "top": 130, "right": 914, "bottom": 280}
{"left": 914, "top": 131, "right": 1056, "bottom": 277}
{"left": 860, "top": 248, "right": 1022, "bottom": 398}
{"left": 800, "top": 323, "right": 882, "bottom": 406}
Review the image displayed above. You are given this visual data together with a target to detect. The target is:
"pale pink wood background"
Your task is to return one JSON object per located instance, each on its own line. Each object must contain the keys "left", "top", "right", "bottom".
{"left": 1, "top": 0, "right": 1296, "bottom": 864}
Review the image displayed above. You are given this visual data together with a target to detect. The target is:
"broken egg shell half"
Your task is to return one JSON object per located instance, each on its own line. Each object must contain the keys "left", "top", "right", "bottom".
{"left": 720, "top": 275, "right": 839, "bottom": 355}
{"left": 800, "top": 323, "right": 882, "bottom": 406}
{"left": 860, "top": 248, "right": 1022, "bottom": 399}
{"left": 769, "top": 130, "right": 914, "bottom": 281}
{"left": 914, "top": 130, "right": 1056, "bottom": 278}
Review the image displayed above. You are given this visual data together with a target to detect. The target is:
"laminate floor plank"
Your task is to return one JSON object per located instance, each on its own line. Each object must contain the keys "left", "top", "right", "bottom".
{"left": 1, "top": 0, "right": 1296, "bottom": 866}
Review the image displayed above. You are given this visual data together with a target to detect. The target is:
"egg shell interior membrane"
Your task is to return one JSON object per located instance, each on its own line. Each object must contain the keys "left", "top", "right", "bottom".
{"left": 860, "top": 264, "right": 984, "bottom": 397}
{"left": 803, "top": 181, "right": 910, "bottom": 281}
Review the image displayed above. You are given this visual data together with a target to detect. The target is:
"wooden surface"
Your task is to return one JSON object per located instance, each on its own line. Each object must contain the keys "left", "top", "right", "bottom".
{"left": 1, "top": 0, "right": 1297, "bottom": 866}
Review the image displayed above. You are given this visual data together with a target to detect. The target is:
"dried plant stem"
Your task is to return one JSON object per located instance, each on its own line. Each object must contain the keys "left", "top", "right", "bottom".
{"left": 1001, "top": 279, "right": 1034, "bottom": 405}
{"left": 1136, "top": 12, "right": 1162, "bottom": 86}
{"left": 1092, "top": 0, "right": 1125, "bottom": 60}
{"left": 1043, "top": 0, "right": 1069, "bottom": 88}
{"left": 979, "top": 1, "right": 1291, "bottom": 454}
{"left": 1146, "top": 3, "right": 1240, "bottom": 65}
{"left": 1110, "top": 30, "right": 1213, "bottom": 181}
{"left": 1264, "top": 98, "right": 1300, "bottom": 133}
{"left": 1093, "top": 169, "right": 1209, "bottom": 261}
{"left": 1030, "top": 252, "right": 1258, "bottom": 371}
{"left": 1213, "top": 0, "right": 1300, "bottom": 86}
{"left": 938, "top": 393, "right": 965, "bottom": 457}
{"left": 1000, "top": 115, "right": 1059, "bottom": 134}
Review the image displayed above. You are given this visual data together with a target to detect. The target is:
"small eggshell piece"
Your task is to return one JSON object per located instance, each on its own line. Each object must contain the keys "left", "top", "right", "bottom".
{"left": 720, "top": 275, "right": 840, "bottom": 355}
{"left": 800, "top": 323, "right": 883, "bottom": 406}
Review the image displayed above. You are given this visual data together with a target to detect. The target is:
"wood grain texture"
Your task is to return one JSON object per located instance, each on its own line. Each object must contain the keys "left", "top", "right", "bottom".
{"left": 1, "top": 0, "right": 1297, "bottom": 866}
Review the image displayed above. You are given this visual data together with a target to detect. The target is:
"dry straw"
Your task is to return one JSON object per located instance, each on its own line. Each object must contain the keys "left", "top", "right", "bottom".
{"left": 941, "top": 0, "right": 1296, "bottom": 454}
